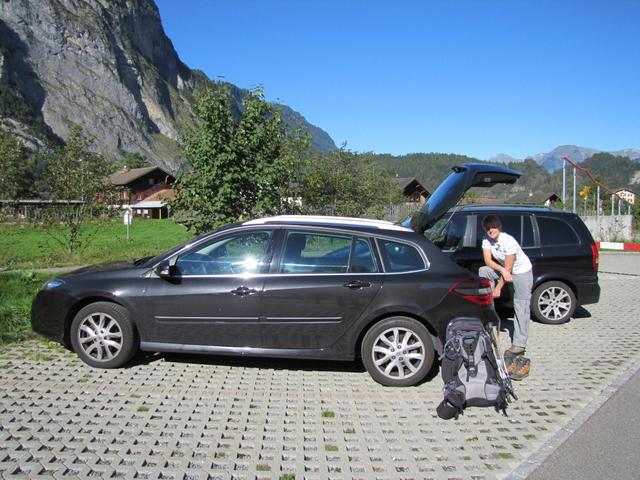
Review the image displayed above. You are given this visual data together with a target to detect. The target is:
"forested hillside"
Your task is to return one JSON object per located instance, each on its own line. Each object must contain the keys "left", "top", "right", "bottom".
{"left": 370, "top": 152, "right": 639, "bottom": 201}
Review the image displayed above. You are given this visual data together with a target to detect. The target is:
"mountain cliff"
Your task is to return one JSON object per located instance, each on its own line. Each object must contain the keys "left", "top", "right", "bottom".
{"left": 0, "top": 0, "right": 335, "bottom": 172}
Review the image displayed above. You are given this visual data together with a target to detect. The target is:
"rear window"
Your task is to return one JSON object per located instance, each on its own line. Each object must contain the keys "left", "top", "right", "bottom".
{"left": 426, "top": 214, "right": 466, "bottom": 251}
{"left": 537, "top": 216, "right": 580, "bottom": 246}
{"left": 377, "top": 239, "right": 426, "bottom": 272}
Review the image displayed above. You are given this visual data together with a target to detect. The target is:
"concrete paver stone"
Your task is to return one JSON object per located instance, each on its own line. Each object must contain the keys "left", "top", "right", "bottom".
{"left": 1, "top": 253, "right": 638, "bottom": 479}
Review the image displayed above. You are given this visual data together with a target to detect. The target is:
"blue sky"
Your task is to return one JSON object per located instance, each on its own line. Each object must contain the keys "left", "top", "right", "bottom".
{"left": 155, "top": 0, "right": 639, "bottom": 160}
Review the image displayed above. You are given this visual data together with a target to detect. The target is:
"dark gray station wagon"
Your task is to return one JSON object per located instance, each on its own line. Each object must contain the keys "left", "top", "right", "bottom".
{"left": 32, "top": 164, "right": 521, "bottom": 386}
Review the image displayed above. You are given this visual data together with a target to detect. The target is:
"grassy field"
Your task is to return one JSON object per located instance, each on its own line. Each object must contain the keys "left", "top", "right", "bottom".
{"left": 0, "top": 219, "right": 192, "bottom": 348}
{"left": 0, "top": 271, "right": 56, "bottom": 347}
{"left": 0, "top": 219, "right": 191, "bottom": 270}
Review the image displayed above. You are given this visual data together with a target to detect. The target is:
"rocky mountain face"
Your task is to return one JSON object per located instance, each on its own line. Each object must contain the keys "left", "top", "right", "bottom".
{"left": 490, "top": 146, "right": 640, "bottom": 172}
{"left": 0, "top": 0, "right": 335, "bottom": 172}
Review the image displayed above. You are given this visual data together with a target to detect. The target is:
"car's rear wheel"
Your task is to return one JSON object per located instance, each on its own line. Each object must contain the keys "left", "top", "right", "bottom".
{"left": 70, "top": 302, "right": 137, "bottom": 368}
{"left": 531, "top": 281, "right": 576, "bottom": 324}
{"left": 361, "top": 316, "right": 435, "bottom": 387}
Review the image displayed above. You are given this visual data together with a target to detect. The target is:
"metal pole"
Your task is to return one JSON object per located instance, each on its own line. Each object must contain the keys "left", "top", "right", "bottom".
{"left": 562, "top": 162, "right": 566, "bottom": 208}
{"left": 596, "top": 185, "right": 600, "bottom": 217}
{"left": 572, "top": 167, "right": 577, "bottom": 213}
{"left": 611, "top": 195, "right": 614, "bottom": 216}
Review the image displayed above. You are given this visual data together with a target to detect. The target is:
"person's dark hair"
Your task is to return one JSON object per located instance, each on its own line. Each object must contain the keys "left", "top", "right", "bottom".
{"left": 482, "top": 215, "right": 502, "bottom": 231}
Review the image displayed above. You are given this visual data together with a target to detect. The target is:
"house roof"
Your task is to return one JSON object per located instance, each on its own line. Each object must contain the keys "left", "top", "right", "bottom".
{"left": 132, "top": 200, "right": 165, "bottom": 209}
{"left": 614, "top": 187, "right": 636, "bottom": 194}
{"left": 108, "top": 166, "right": 169, "bottom": 185}
{"left": 145, "top": 189, "right": 176, "bottom": 202}
{"left": 393, "top": 177, "right": 430, "bottom": 196}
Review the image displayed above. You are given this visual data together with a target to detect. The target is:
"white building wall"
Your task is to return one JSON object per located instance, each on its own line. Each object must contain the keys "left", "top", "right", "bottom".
{"left": 582, "top": 214, "right": 633, "bottom": 242}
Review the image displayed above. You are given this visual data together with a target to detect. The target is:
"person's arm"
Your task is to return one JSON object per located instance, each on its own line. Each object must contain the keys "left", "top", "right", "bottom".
{"left": 502, "top": 254, "right": 515, "bottom": 282}
{"left": 483, "top": 248, "right": 508, "bottom": 276}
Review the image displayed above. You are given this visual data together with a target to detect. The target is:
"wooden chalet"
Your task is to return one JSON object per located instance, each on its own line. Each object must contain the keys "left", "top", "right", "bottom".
{"left": 108, "top": 166, "right": 175, "bottom": 218}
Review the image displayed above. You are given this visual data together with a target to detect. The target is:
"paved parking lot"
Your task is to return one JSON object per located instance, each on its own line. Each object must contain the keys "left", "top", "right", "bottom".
{"left": 1, "top": 252, "right": 639, "bottom": 480}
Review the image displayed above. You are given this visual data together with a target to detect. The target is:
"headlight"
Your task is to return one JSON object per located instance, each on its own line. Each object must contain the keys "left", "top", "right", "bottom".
{"left": 42, "top": 278, "right": 65, "bottom": 290}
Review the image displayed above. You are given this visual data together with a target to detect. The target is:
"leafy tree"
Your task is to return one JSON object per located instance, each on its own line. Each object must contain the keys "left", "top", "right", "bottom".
{"left": 300, "top": 148, "right": 402, "bottom": 218}
{"left": 41, "top": 126, "right": 119, "bottom": 253}
{"left": 0, "top": 130, "right": 24, "bottom": 200}
{"left": 170, "top": 86, "right": 307, "bottom": 234}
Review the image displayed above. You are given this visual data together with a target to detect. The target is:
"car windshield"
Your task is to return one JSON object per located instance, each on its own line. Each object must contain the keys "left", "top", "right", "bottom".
{"left": 138, "top": 231, "right": 213, "bottom": 268}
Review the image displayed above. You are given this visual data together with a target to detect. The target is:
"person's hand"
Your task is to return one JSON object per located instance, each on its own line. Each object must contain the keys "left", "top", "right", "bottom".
{"left": 493, "top": 288, "right": 502, "bottom": 298}
{"left": 502, "top": 270, "right": 513, "bottom": 282}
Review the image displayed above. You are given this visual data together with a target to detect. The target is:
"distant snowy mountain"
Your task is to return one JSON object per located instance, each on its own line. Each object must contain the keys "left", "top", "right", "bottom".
{"left": 488, "top": 153, "right": 522, "bottom": 164}
{"left": 488, "top": 146, "right": 640, "bottom": 172}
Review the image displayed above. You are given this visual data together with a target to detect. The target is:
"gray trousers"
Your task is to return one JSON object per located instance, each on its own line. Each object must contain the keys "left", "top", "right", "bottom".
{"left": 479, "top": 266, "right": 533, "bottom": 349}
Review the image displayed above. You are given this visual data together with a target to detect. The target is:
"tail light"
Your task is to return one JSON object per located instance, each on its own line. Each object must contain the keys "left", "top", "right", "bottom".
{"left": 449, "top": 278, "right": 493, "bottom": 305}
{"left": 591, "top": 243, "right": 599, "bottom": 272}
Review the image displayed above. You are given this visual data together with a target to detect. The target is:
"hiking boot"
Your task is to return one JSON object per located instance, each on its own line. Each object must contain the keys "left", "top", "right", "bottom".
{"left": 509, "top": 356, "right": 530, "bottom": 381}
{"left": 503, "top": 350, "right": 523, "bottom": 376}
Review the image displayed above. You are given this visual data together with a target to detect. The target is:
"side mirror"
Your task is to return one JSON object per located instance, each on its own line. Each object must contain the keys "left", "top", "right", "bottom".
{"left": 155, "top": 258, "right": 178, "bottom": 278}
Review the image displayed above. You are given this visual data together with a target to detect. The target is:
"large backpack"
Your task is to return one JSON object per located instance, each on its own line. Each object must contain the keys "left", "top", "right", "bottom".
{"left": 436, "top": 318, "right": 516, "bottom": 419}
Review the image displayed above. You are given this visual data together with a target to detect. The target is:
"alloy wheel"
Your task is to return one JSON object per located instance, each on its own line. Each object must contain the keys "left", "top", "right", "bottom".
{"left": 77, "top": 312, "right": 123, "bottom": 362}
{"left": 370, "top": 327, "right": 426, "bottom": 380}
{"left": 537, "top": 286, "right": 572, "bottom": 322}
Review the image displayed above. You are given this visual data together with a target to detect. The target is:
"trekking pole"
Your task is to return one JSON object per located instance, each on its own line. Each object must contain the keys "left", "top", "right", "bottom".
{"left": 488, "top": 322, "right": 518, "bottom": 401}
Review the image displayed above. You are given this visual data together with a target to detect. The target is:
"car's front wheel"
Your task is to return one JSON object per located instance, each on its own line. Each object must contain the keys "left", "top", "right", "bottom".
{"left": 361, "top": 316, "right": 435, "bottom": 387}
{"left": 531, "top": 281, "right": 577, "bottom": 324}
{"left": 70, "top": 302, "right": 137, "bottom": 368}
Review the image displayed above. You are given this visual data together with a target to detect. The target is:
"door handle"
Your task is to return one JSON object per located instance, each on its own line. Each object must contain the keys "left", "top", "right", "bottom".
{"left": 343, "top": 280, "right": 372, "bottom": 290}
{"left": 230, "top": 286, "right": 258, "bottom": 296}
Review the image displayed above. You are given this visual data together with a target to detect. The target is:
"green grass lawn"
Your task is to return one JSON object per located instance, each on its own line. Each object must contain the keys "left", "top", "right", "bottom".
{"left": 0, "top": 271, "right": 56, "bottom": 347}
{"left": 0, "top": 219, "right": 191, "bottom": 270}
{"left": 0, "top": 219, "right": 193, "bottom": 349}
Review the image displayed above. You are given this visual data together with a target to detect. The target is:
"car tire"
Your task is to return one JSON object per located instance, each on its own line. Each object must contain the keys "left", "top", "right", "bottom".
{"left": 531, "top": 281, "right": 577, "bottom": 325}
{"left": 70, "top": 302, "right": 137, "bottom": 368}
{"left": 361, "top": 316, "right": 435, "bottom": 387}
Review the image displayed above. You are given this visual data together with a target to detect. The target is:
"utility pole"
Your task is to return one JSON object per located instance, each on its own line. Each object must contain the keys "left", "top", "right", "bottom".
{"left": 562, "top": 162, "right": 566, "bottom": 209}
{"left": 573, "top": 168, "right": 576, "bottom": 213}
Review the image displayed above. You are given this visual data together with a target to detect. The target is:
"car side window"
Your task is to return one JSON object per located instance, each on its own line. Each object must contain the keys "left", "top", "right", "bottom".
{"left": 351, "top": 237, "right": 378, "bottom": 273}
{"left": 176, "top": 230, "right": 272, "bottom": 276}
{"left": 280, "top": 231, "right": 352, "bottom": 274}
{"left": 537, "top": 216, "right": 580, "bottom": 246}
{"left": 377, "top": 239, "right": 425, "bottom": 272}
{"left": 476, "top": 214, "right": 522, "bottom": 247}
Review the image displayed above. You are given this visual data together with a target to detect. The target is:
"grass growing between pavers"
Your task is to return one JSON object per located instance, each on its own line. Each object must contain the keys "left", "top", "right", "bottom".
{"left": 0, "top": 219, "right": 190, "bottom": 270}
{"left": 0, "top": 271, "right": 57, "bottom": 347}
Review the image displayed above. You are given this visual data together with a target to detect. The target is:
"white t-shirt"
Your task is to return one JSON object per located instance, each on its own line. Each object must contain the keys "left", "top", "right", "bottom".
{"left": 482, "top": 232, "right": 532, "bottom": 274}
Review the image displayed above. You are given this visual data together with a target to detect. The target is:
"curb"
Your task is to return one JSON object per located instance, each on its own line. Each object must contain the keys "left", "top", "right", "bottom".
{"left": 596, "top": 241, "right": 640, "bottom": 252}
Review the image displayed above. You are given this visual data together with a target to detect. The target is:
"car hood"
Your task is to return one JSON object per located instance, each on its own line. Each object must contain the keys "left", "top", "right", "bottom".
{"left": 60, "top": 260, "right": 144, "bottom": 278}
{"left": 409, "top": 163, "right": 522, "bottom": 233}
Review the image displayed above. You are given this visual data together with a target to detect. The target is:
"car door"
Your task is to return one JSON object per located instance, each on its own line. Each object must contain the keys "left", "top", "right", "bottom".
{"left": 533, "top": 215, "right": 589, "bottom": 278}
{"left": 259, "top": 230, "right": 383, "bottom": 349}
{"left": 142, "top": 229, "right": 274, "bottom": 347}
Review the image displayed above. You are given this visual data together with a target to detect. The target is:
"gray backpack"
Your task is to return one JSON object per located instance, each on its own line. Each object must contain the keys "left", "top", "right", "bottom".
{"left": 437, "top": 318, "right": 515, "bottom": 419}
